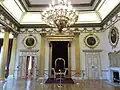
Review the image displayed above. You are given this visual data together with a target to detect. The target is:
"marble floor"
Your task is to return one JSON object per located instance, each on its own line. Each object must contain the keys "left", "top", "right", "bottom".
{"left": 0, "top": 79, "right": 120, "bottom": 90}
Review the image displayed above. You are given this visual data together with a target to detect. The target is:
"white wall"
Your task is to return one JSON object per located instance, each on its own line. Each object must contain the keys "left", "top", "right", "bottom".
{"left": 14, "top": 32, "right": 109, "bottom": 79}
{"left": 78, "top": 32, "right": 109, "bottom": 79}
{"left": 15, "top": 34, "right": 41, "bottom": 77}
{"left": 103, "top": 20, "right": 120, "bottom": 80}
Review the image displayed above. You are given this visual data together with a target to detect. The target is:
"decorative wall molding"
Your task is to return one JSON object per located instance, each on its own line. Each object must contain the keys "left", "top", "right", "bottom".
{"left": 0, "top": 3, "right": 120, "bottom": 34}
{"left": 0, "top": 7, "right": 19, "bottom": 33}
{"left": 103, "top": 9, "right": 120, "bottom": 31}
{"left": 19, "top": 49, "right": 39, "bottom": 56}
{"left": 19, "top": 27, "right": 103, "bottom": 34}
{"left": 20, "top": 49, "right": 39, "bottom": 52}
{"left": 83, "top": 49, "right": 102, "bottom": 52}
{"left": 47, "top": 35, "right": 74, "bottom": 41}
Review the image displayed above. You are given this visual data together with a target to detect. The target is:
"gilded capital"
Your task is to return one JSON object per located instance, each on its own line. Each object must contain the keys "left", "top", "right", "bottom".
{"left": 74, "top": 32, "right": 80, "bottom": 36}
{"left": 40, "top": 33, "right": 46, "bottom": 37}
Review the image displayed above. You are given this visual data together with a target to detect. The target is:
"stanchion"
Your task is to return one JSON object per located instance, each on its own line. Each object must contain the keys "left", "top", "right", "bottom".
{"left": 76, "top": 72, "right": 81, "bottom": 85}
{"left": 58, "top": 69, "right": 62, "bottom": 88}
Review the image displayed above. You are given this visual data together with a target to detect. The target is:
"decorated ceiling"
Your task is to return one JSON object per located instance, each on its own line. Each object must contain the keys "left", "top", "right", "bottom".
{"left": 0, "top": 0, "right": 120, "bottom": 25}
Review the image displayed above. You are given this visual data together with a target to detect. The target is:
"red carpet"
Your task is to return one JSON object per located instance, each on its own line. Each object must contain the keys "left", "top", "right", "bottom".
{"left": 45, "top": 78, "right": 74, "bottom": 84}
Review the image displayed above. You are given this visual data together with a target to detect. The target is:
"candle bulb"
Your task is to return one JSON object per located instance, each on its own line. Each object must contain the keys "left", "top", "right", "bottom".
{"left": 64, "top": 0, "right": 67, "bottom": 4}
{"left": 52, "top": 0, "right": 55, "bottom": 5}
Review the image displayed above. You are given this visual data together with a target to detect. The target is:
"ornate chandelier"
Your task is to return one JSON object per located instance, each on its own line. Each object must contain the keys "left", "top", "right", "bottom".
{"left": 42, "top": 0, "right": 78, "bottom": 33}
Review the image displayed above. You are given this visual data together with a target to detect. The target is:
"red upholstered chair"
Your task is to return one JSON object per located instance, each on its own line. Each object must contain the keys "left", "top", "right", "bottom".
{"left": 52, "top": 58, "right": 68, "bottom": 79}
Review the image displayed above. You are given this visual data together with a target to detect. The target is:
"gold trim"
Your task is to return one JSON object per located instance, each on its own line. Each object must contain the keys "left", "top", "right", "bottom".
{"left": 47, "top": 35, "right": 74, "bottom": 41}
{"left": 48, "top": 42, "right": 52, "bottom": 77}
{"left": 74, "top": 34, "right": 80, "bottom": 74}
{"left": 0, "top": 77, "right": 4, "bottom": 81}
{"left": 68, "top": 42, "right": 71, "bottom": 77}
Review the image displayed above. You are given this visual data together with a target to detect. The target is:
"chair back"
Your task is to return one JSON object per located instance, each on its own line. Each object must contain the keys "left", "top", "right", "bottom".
{"left": 55, "top": 58, "right": 65, "bottom": 72}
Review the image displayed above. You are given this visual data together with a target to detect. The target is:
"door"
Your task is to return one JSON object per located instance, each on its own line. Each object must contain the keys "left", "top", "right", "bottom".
{"left": 85, "top": 51, "right": 101, "bottom": 79}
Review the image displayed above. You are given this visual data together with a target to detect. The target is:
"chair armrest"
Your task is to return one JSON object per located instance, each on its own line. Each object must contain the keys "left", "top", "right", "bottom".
{"left": 52, "top": 68, "right": 56, "bottom": 78}
{"left": 65, "top": 68, "right": 68, "bottom": 70}
{"left": 52, "top": 68, "right": 55, "bottom": 73}
{"left": 64, "top": 68, "right": 68, "bottom": 75}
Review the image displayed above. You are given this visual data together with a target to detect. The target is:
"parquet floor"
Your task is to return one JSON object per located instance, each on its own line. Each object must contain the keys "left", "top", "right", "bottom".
{"left": 0, "top": 79, "right": 120, "bottom": 90}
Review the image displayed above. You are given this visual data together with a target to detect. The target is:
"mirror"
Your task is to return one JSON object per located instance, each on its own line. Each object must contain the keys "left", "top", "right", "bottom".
{"left": 108, "top": 50, "right": 120, "bottom": 67}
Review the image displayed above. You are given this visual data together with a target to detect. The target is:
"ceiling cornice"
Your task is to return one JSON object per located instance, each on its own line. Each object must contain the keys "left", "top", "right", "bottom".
{"left": 19, "top": 23, "right": 102, "bottom": 28}
{"left": 0, "top": 5, "right": 20, "bottom": 27}
{"left": 93, "top": 0, "right": 101, "bottom": 11}
{"left": 0, "top": 2, "right": 120, "bottom": 32}
{"left": 101, "top": 3, "right": 120, "bottom": 26}
{"left": 90, "top": 0, "right": 96, "bottom": 6}
{"left": 19, "top": 0, "right": 101, "bottom": 12}
{"left": 19, "top": 0, "right": 28, "bottom": 11}
{"left": 25, "top": 0, "right": 95, "bottom": 7}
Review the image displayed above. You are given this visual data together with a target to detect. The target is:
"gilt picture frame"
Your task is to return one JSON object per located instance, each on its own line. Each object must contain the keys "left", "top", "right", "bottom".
{"left": 108, "top": 26, "right": 119, "bottom": 48}
{"left": 84, "top": 34, "right": 99, "bottom": 49}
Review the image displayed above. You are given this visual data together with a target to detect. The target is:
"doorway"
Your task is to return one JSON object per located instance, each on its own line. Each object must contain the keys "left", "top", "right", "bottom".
{"left": 26, "top": 56, "right": 34, "bottom": 79}
{"left": 18, "top": 55, "right": 37, "bottom": 80}
{"left": 51, "top": 41, "right": 68, "bottom": 73}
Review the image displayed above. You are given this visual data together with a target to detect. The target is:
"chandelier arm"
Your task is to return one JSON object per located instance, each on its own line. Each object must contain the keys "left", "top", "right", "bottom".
{"left": 42, "top": 0, "right": 78, "bottom": 33}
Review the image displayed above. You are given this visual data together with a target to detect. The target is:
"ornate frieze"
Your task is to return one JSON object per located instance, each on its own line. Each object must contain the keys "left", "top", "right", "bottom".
{"left": 103, "top": 10, "right": 120, "bottom": 31}
{"left": 19, "top": 27, "right": 103, "bottom": 35}
{"left": 0, "top": 10, "right": 19, "bottom": 33}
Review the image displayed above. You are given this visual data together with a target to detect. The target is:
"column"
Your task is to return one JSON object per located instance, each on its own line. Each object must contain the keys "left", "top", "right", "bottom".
{"left": 48, "top": 42, "right": 52, "bottom": 77}
{"left": 0, "top": 31, "right": 9, "bottom": 81}
{"left": 9, "top": 34, "right": 17, "bottom": 78}
{"left": 74, "top": 32, "right": 80, "bottom": 75}
{"left": 68, "top": 42, "right": 71, "bottom": 77}
{"left": 39, "top": 33, "right": 46, "bottom": 76}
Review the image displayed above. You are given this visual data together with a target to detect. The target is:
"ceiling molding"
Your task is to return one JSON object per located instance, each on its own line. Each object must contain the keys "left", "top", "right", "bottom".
{"left": 18, "top": 0, "right": 101, "bottom": 12}
{"left": 19, "top": 27, "right": 103, "bottom": 34}
{"left": 25, "top": 0, "right": 95, "bottom": 7}
{"left": 90, "top": 0, "right": 96, "bottom": 6}
{"left": 0, "top": 5, "right": 20, "bottom": 27}
{"left": 0, "top": 1, "right": 120, "bottom": 34}
{"left": 93, "top": 0, "right": 101, "bottom": 10}
{"left": 19, "top": 0, "right": 28, "bottom": 11}
{"left": 20, "top": 23, "right": 102, "bottom": 28}
{"left": 101, "top": 3, "right": 120, "bottom": 26}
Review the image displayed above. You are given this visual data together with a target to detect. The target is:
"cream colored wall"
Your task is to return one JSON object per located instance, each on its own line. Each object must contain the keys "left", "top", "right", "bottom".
{"left": 79, "top": 32, "right": 108, "bottom": 79}
{"left": 14, "top": 32, "right": 108, "bottom": 79}
{"left": 14, "top": 19, "right": 120, "bottom": 79}
{"left": 103, "top": 20, "right": 120, "bottom": 80}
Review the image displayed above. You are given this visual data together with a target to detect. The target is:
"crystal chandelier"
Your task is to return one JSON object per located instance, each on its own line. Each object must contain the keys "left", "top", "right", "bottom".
{"left": 42, "top": 0, "right": 78, "bottom": 33}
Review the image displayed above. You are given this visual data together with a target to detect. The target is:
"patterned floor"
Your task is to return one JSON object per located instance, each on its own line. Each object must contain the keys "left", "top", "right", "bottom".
{"left": 0, "top": 79, "right": 120, "bottom": 90}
